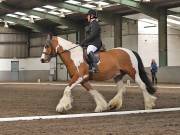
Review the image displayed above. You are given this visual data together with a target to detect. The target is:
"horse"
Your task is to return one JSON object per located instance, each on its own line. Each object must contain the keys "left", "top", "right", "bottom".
{"left": 41, "top": 35, "right": 157, "bottom": 113}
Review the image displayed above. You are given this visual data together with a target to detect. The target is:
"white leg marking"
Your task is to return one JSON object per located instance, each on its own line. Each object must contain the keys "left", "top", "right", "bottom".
{"left": 108, "top": 80, "right": 125, "bottom": 110}
{"left": 41, "top": 48, "right": 46, "bottom": 59}
{"left": 56, "top": 77, "right": 83, "bottom": 113}
{"left": 56, "top": 86, "right": 73, "bottom": 112}
{"left": 135, "top": 74, "right": 157, "bottom": 110}
{"left": 89, "top": 90, "right": 108, "bottom": 112}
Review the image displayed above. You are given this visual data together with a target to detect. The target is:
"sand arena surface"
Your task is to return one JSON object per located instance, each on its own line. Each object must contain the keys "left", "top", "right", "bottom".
{"left": 0, "top": 83, "right": 179, "bottom": 135}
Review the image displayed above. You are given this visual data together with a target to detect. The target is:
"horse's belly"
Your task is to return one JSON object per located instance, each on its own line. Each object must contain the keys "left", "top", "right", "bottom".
{"left": 93, "top": 64, "right": 119, "bottom": 81}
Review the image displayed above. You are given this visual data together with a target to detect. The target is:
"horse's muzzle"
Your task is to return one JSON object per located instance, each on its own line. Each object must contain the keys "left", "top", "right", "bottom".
{"left": 41, "top": 59, "right": 45, "bottom": 63}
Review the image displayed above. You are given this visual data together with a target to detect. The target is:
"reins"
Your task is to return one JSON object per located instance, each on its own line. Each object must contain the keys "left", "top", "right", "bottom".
{"left": 56, "top": 44, "right": 81, "bottom": 54}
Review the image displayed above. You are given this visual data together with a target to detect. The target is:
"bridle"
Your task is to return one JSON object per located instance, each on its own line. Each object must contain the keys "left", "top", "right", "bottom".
{"left": 42, "top": 43, "right": 56, "bottom": 58}
{"left": 42, "top": 42, "right": 80, "bottom": 57}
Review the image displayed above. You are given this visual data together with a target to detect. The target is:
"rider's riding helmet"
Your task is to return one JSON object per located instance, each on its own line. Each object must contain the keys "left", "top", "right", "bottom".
{"left": 87, "top": 9, "right": 97, "bottom": 19}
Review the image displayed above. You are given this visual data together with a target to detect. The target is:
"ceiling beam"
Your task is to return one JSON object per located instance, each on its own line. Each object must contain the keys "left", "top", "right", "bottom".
{"left": 2, "top": 16, "right": 44, "bottom": 32}
{"left": 0, "top": 2, "right": 44, "bottom": 32}
{"left": 98, "top": 11, "right": 116, "bottom": 24}
{"left": 154, "top": 1, "right": 180, "bottom": 9}
{"left": 167, "top": 10, "right": 180, "bottom": 15}
{"left": 2, "top": 15, "right": 77, "bottom": 35}
{"left": 109, "top": 0, "right": 159, "bottom": 19}
{"left": 0, "top": 2, "right": 82, "bottom": 31}
{"left": 55, "top": 2, "right": 116, "bottom": 24}
{"left": 26, "top": 10, "right": 81, "bottom": 30}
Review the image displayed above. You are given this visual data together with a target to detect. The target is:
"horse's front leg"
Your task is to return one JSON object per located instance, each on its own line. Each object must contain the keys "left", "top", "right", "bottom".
{"left": 81, "top": 81, "right": 108, "bottom": 112}
{"left": 56, "top": 75, "right": 83, "bottom": 113}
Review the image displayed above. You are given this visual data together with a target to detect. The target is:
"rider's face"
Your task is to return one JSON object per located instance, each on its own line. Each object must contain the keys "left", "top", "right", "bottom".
{"left": 87, "top": 15, "right": 91, "bottom": 22}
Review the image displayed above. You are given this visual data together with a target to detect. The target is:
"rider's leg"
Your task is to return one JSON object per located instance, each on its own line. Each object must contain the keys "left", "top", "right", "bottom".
{"left": 87, "top": 45, "right": 98, "bottom": 72}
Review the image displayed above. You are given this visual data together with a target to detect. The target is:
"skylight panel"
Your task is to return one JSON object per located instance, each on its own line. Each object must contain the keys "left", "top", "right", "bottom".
{"left": 14, "top": 12, "right": 27, "bottom": 16}
{"left": 0, "top": 0, "right": 5, "bottom": 3}
{"left": 169, "top": 7, "right": 180, "bottom": 13}
{"left": 95, "top": 1, "right": 110, "bottom": 6}
{"left": 43, "top": 5, "right": 57, "bottom": 9}
{"left": 33, "top": 7, "right": 46, "bottom": 12}
{"left": 168, "top": 15, "right": 180, "bottom": 20}
{"left": 167, "top": 18, "right": 180, "bottom": 25}
{"left": 48, "top": 11, "right": 60, "bottom": 15}
{"left": 82, "top": 3, "right": 96, "bottom": 8}
{"left": 143, "top": 0, "right": 151, "bottom": 2}
{"left": 29, "top": 15, "right": 41, "bottom": 19}
{"left": 134, "top": 0, "right": 151, "bottom": 2}
{"left": 139, "top": 18, "right": 158, "bottom": 25}
{"left": 59, "top": 8, "right": 72, "bottom": 13}
{"left": 6, "top": 21, "right": 16, "bottom": 24}
{"left": 83, "top": 0, "right": 92, "bottom": 1}
{"left": 65, "top": 0, "right": 81, "bottom": 5}
{"left": 20, "top": 16, "right": 30, "bottom": 21}
{"left": 6, "top": 14, "right": 19, "bottom": 18}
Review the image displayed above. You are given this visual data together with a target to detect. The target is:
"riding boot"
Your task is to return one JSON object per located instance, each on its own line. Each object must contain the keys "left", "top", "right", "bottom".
{"left": 88, "top": 51, "right": 98, "bottom": 73}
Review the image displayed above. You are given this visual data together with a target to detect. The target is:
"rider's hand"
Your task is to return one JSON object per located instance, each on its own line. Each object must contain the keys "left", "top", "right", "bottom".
{"left": 80, "top": 41, "right": 85, "bottom": 47}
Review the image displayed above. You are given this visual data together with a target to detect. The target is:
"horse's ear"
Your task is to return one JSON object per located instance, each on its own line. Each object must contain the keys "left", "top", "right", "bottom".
{"left": 47, "top": 33, "right": 53, "bottom": 41}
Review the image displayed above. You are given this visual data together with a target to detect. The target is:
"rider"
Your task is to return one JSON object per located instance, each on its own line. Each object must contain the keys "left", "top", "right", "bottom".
{"left": 80, "top": 9, "right": 102, "bottom": 73}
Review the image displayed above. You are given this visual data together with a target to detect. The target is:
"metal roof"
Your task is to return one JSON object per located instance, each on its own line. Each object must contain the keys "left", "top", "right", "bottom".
{"left": 0, "top": 0, "right": 180, "bottom": 34}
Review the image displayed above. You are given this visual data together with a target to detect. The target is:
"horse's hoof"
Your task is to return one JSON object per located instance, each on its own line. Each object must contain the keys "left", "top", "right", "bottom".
{"left": 145, "top": 96, "right": 157, "bottom": 110}
{"left": 56, "top": 103, "right": 72, "bottom": 113}
{"left": 108, "top": 104, "right": 117, "bottom": 110}
{"left": 94, "top": 104, "right": 108, "bottom": 112}
{"left": 56, "top": 105, "right": 64, "bottom": 113}
{"left": 95, "top": 107, "right": 106, "bottom": 112}
{"left": 108, "top": 101, "right": 122, "bottom": 110}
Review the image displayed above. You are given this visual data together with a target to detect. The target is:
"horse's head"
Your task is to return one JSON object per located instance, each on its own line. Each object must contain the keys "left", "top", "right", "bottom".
{"left": 41, "top": 34, "right": 58, "bottom": 63}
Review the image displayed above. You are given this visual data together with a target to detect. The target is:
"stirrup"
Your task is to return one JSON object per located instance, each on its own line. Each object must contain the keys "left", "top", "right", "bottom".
{"left": 89, "top": 67, "right": 98, "bottom": 73}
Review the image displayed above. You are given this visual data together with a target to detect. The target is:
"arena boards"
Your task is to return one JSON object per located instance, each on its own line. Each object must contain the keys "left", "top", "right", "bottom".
{"left": 0, "top": 82, "right": 180, "bottom": 89}
{"left": 0, "top": 107, "right": 180, "bottom": 122}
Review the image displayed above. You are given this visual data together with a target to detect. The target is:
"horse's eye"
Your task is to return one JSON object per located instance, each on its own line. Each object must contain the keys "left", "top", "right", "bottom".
{"left": 45, "top": 44, "right": 49, "bottom": 48}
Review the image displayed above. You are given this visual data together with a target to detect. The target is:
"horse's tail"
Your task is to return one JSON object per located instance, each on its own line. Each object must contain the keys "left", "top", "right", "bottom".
{"left": 132, "top": 51, "right": 156, "bottom": 95}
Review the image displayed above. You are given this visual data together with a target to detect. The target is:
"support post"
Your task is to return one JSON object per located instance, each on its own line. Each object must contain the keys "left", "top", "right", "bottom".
{"left": 114, "top": 15, "right": 122, "bottom": 48}
{"left": 79, "top": 27, "right": 85, "bottom": 43}
{"left": 158, "top": 9, "right": 167, "bottom": 66}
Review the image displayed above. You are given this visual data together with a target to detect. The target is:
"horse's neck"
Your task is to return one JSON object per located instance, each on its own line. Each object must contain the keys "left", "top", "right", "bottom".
{"left": 57, "top": 41, "right": 84, "bottom": 76}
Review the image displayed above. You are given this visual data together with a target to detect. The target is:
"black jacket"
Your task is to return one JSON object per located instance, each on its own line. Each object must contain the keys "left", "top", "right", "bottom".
{"left": 81, "top": 20, "right": 102, "bottom": 49}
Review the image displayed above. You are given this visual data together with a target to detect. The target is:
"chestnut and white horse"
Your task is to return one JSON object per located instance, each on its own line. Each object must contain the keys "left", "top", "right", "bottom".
{"left": 41, "top": 35, "right": 157, "bottom": 113}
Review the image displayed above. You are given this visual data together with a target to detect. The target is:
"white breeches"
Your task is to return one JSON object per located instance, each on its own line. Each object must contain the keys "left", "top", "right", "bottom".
{"left": 87, "top": 45, "right": 98, "bottom": 54}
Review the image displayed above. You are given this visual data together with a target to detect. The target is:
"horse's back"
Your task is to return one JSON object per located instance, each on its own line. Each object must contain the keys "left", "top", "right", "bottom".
{"left": 99, "top": 47, "right": 132, "bottom": 61}
{"left": 98, "top": 47, "right": 135, "bottom": 71}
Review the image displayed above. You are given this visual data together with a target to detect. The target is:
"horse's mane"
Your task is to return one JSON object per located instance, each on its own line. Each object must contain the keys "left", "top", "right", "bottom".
{"left": 57, "top": 37, "right": 84, "bottom": 67}
{"left": 57, "top": 36, "right": 81, "bottom": 51}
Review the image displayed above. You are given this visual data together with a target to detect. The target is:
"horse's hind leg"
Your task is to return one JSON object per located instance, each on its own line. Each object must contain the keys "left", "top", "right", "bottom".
{"left": 135, "top": 73, "right": 157, "bottom": 110}
{"left": 81, "top": 81, "right": 108, "bottom": 112}
{"left": 108, "top": 74, "right": 125, "bottom": 110}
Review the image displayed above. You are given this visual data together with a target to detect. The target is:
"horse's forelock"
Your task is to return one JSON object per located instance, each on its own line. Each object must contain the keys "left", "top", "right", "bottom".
{"left": 47, "top": 33, "right": 53, "bottom": 39}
